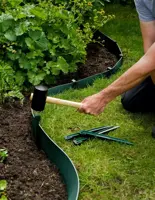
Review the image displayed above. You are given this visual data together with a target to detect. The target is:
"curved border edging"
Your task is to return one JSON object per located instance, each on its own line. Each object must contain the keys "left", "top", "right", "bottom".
{"left": 31, "top": 115, "right": 79, "bottom": 200}
{"left": 31, "top": 31, "right": 123, "bottom": 200}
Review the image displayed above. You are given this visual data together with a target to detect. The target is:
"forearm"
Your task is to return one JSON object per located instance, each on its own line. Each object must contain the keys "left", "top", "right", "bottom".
{"left": 100, "top": 43, "right": 155, "bottom": 102}
{"left": 79, "top": 43, "right": 155, "bottom": 115}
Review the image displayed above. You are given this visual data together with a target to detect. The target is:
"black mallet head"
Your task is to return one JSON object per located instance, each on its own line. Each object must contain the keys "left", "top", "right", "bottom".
{"left": 31, "top": 85, "right": 48, "bottom": 112}
{"left": 31, "top": 86, "right": 82, "bottom": 111}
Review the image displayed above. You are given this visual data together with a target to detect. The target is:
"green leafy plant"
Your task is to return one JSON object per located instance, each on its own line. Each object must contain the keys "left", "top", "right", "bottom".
{"left": 53, "top": 0, "right": 114, "bottom": 29}
{"left": 0, "top": 149, "right": 8, "bottom": 162}
{"left": 0, "top": 180, "right": 7, "bottom": 200}
{"left": 0, "top": 1, "right": 87, "bottom": 86}
{"left": 0, "top": 181, "right": 7, "bottom": 192}
{"left": 0, "top": 0, "right": 114, "bottom": 97}
{"left": 0, "top": 152, "right": 8, "bottom": 200}
{"left": 0, "top": 195, "right": 7, "bottom": 200}
{"left": 0, "top": 149, "right": 8, "bottom": 200}
{"left": 0, "top": 61, "right": 24, "bottom": 103}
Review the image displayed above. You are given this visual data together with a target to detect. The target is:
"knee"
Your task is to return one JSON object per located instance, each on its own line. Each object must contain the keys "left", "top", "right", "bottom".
{"left": 121, "top": 93, "right": 136, "bottom": 113}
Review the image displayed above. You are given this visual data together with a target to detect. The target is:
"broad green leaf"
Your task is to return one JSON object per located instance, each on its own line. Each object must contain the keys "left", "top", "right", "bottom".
{"left": 4, "top": 30, "right": 16, "bottom": 41}
{"left": 19, "top": 58, "right": 31, "bottom": 69}
{"left": 15, "top": 71, "right": 25, "bottom": 86}
{"left": 46, "top": 57, "right": 69, "bottom": 75}
{"left": 5, "top": 91, "right": 24, "bottom": 99}
{"left": 0, "top": 14, "right": 14, "bottom": 32}
{"left": 53, "top": 36, "right": 60, "bottom": 44}
{"left": 49, "top": 48, "right": 56, "bottom": 56}
{"left": 30, "top": 7, "right": 47, "bottom": 20}
{"left": 15, "top": 23, "right": 27, "bottom": 36}
{"left": 69, "top": 61, "right": 77, "bottom": 72}
{"left": 46, "top": 61, "right": 53, "bottom": 70}
{"left": 0, "top": 195, "right": 8, "bottom": 200}
{"left": 29, "top": 30, "right": 44, "bottom": 41}
{"left": 29, "top": 30, "right": 48, "bottom": 50}
{"left": 22, "top": 4, "right": 35, "bottom": 18}
{"left": 25, "top": 37, "right": 35, "bottom": 50}
{"left": 60, "top": 39, "right": 70, "bottom": 50}
{"left": 27, "top": 50, "right": 44, "bottom": 59}
{"left": 52, "top": 68, "right": 60, "bottom": 75}
{"left": 0, "top": 180, "right": 7, "bottom": 191}
{"left": 7, "top": 52, "right": 20, "bottom": 61}
{"left": 0, "top": 149, "right": 8, "bottom": 162}
{"left": 43, "top": 66, "right": 50, "bottom": 75}
{"left": 46, "top": 61, "right": 60, "bottom": 75}
{"left": 57, "top": 56, "right": 69, "bottom": 73}
{"left": 27, "top": 71, "right": 46, "bottom": 85}
{"left": 14, "top": 12, "right": 27, "bottom": 20}
{"left": 0, "top": 19, "right": 13, "bottom": 33}
{"left": 30, "top": 59, "right": 41, "bottom": 70}
{"left": 35, "top": 37, "right": 49, "bottom": 51}
{"left": 8, "top": 0, "right": 23, "bottom": 7}
{"left": 0, "top": 14, "right": 13, "bottom": 23}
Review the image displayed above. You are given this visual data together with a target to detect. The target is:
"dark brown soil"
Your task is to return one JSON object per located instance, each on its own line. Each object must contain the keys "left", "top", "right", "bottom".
{"left": 0, "top": 102, "right": 67, "bottom": 200}
{"left": 0, "top": 42, "right": 117, "bottom": 200}
{"left": 56, "top": 43, "right": 117, "bottom": 85}
{"left": 78, "top": 43, "right": 117, "bottom": 78}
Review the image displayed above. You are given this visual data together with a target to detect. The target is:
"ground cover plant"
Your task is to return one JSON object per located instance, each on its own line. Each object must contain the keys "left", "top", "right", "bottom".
{"left": 40, "top": 4, "right": 155, "bottom": 200}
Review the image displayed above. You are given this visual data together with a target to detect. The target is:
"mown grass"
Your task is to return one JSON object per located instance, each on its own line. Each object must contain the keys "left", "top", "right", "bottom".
{"left": 41, "top": 4, "right": 155, "bottom": 200}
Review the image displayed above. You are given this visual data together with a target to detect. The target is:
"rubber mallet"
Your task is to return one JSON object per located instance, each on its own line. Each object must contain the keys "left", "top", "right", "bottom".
{"left": 30, "top": 85, "right": 82, "bottom": 111}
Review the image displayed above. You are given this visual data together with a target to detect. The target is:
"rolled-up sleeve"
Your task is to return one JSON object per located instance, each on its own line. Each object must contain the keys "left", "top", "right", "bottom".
{"left": 134, "top": 0, "right": 155, "bottom": 22}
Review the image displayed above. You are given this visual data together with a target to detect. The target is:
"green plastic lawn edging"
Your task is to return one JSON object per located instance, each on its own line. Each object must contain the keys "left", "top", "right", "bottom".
{"left": 31, "top": 30, "right": 123, "bottom": 200}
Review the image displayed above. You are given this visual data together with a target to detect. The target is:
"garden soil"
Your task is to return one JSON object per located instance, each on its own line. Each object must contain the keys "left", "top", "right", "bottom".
{"left": 0, "top": 43, "right": 117, "bottom": 200}
{"left": 0, "top": 102, "right": 68, "bottom": 200}
{"left": 56, "top": 43, "right": 117, "bottom": 85}
{"left": 78, "top": 43, "right": 117, "bottom": 78}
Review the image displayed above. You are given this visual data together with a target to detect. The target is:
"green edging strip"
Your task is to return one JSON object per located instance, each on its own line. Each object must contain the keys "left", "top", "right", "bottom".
{"left": 31, "top": 115, "right": 79, "bottom": 200}
{"left": 31, "top": 31, "right": 123, "bottom": 200}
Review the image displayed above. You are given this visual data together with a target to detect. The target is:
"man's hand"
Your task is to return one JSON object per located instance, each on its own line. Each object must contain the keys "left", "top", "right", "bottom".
{"left": 79, "top": 92, "right": 109, "bottom": 115}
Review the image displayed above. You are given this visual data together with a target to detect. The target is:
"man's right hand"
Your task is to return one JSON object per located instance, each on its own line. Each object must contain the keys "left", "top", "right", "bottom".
{"left": 79, "top": 92, "right": 109, "bottom": 116}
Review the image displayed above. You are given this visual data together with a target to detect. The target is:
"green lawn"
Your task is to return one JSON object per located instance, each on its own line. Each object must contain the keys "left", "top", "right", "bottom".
{"left": 41, "top": 4, "right": 155, "bottom": 200}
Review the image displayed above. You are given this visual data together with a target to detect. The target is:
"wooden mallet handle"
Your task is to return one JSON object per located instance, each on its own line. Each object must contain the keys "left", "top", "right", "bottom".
{"left": 30, "top": 93, "right": 82, "bottom": 108}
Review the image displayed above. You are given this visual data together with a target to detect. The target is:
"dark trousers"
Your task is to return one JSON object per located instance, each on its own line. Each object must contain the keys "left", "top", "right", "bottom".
{"left": 121, "top": 77, "right": 155, "bottom": 112}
